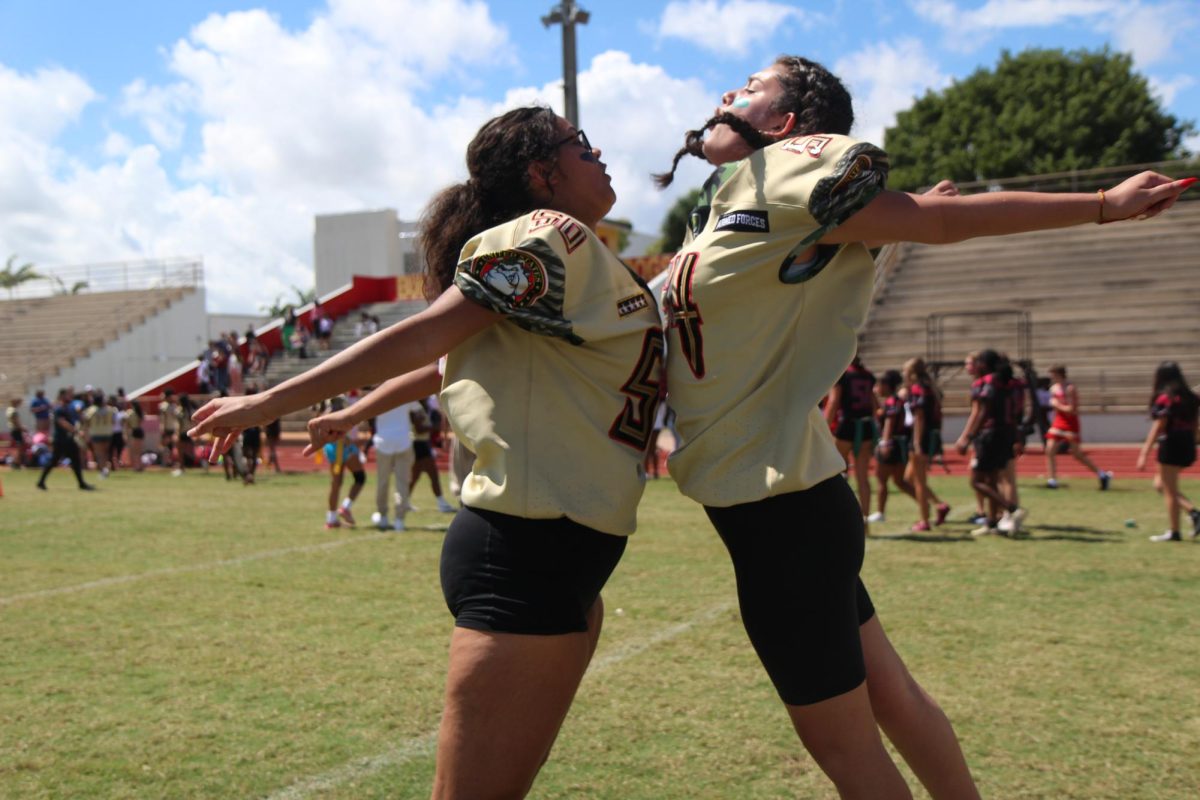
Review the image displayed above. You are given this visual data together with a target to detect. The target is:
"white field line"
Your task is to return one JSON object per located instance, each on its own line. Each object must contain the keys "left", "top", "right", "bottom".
{"left": 0, "top": 533, "right": 393, "bottom": 607}
{"left": 264, "top": 600, "right": 735, "bottom": 800}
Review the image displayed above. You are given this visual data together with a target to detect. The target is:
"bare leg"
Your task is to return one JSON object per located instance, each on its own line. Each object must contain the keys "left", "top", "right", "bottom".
{"left": 431, "top": 626, "right": 595, "bottom": 800}
{"left": 1067, "top": 441, "right": 1103, "bottom": 475}
{"left": 785, "top": 682, "right": 912, "bottom": 800}
{"left": 1159, "top": 465, "right": 1183, "bottom": 532}
{"left": 1045, "top": 441, "right": 1058, "bottom": 482}
{"left": 854, "top": 441, "right": 874, "bottom": 518}
{"left": 861, "top": 616, "right": 981, "bottom": 800}
{"left": 906, "top": 458, "right": 930, "bottom": 525}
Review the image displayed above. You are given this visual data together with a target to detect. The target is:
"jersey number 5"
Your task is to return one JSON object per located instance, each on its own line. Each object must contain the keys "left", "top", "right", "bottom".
{"left": 609, "top": 329, "right": 666, "bottom": 451}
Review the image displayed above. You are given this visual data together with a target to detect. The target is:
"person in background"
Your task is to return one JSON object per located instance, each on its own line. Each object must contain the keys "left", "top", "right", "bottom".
{"left": 36, "top": 388, "right": 94, "bottom": 491}
{"left": 30, "top": 389, "right": 51, "bottom": 434}
{"left": 157, "top": 389, "right": 183, "bottom": 467}
{"left": 409, "top": 397, "right": 456, "bottom": 513}
{"left": 903, "top": 357, "right": 951, "bottom": 532}
{"left": 825, "top": 356, "right": 878, "bottom": 522}
{"left": 321, "top": 395, "right": 365, "bottom": 528}
{"left": 124, "top": 398, "right": 146, "bottom": 471}
{"left": 82, "top": 391, "right": 116, "bottom": 478}
{"left": 870, "top": 370, "right": 916, "bottom": 524}
{"left": 369, "top": 397, "right": 422, "bottom": 530}
{"left": 7, "top": 397, "right": 28, "bottom": 468}
{"left": 1137, "top": 361, "right": 1200, "bottom": 541}
{"left": 1043, "top": 364, "right": 1112, "bottom": 490}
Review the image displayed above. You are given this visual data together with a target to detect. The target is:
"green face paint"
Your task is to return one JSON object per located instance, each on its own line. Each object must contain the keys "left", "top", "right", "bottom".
{"left": 732, "top": 97, "right": 750, "bottom": 109}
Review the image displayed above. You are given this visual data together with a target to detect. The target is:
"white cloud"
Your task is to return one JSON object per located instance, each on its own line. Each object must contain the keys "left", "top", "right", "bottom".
{"left": 911, "top": 0, "right": 1119, "bottom": 32}
{"left": 0, "top": 3, "right": 715, "bottom": 313}
{"left": 834, "top": 38, "right": 951, "bottom": 147}
{"left": 656, "top": 0, "right": 811, "bottom": 57}
{"left": 1104, "top": 2, "right": 1198, "bottom": 69}
{"left": 1149, "top": 74, "right": 1195, "bottom": 107}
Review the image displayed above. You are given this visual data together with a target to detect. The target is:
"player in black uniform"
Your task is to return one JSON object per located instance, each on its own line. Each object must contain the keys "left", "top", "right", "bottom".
{"left": 871, "top": 370, "right": 916, "bottom": 523}
{"left": 1137, "top": 361, "right": 1200, "bottom": 541}
{"left": 954, "top": 350, "right": 1027, "bottom": 535}
{"left": 825, "top": 356, "right": 878, "bottom": 520}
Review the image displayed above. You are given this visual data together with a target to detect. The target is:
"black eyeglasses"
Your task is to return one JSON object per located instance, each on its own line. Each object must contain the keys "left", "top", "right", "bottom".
{"left": 555, "top": 129, "right": 592, "bottom": 152}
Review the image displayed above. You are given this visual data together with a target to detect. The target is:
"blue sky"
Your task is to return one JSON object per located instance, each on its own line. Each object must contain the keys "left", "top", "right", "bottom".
{"left": 2, "top": 0, "right": 1196, "bottom": 312}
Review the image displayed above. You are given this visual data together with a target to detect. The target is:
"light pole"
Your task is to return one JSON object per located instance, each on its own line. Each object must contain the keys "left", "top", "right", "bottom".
{"left": 541, "top": 1, "right": 589, "bottom": 128}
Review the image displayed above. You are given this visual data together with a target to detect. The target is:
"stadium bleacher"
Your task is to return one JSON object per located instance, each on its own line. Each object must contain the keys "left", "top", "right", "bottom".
{"left": 858, "top": 198, "right": 1200, "bottom": 414}
{"left": 0, "top": 287, "right": 192, "bottom": 401}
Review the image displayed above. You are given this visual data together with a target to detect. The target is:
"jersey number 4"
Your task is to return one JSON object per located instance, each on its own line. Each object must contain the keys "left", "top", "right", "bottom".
{"left": 663, "top": 251, "right": 705, "bottom": 378}
{"left": 609, "top": 329, "right": 666, "bottom": 452}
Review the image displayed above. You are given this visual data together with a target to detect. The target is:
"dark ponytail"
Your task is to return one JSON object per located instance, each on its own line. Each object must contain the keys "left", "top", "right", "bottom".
{"left": 419, "top": 106, "right": 562, "bottom": 301}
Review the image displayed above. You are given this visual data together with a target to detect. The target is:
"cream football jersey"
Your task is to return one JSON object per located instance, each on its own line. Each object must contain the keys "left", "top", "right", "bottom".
{"left": 442, "top": 210, "right": 664, "bottom": 536}
{"left": 663, "top": 134, "right": 888, "bottom": 506}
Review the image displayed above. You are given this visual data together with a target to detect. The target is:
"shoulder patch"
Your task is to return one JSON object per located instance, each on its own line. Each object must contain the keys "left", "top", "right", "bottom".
{"left": 782, "top": 135, "right": 832, "bottom": 158}
{"left": 616, "top": 293, "right": 649, "bottom": 317}
{"left": 469, "top": 249, "right": 548, "bottom": 308}
{"left": 714, "top": 209, "right": 769, "bottom": 233}
{"left": 530, "top": 209, "right": 588, "bottom": 254}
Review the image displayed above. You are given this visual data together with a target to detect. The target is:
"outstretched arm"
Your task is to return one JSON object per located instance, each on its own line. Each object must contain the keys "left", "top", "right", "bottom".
{"left": 824, "top": 173, "right": 1196, "bottom": 246}
{"left": 189, "top": 287, "right": 497, "bottom": 453}
{"left": 302, "top": 364, "right": 443, "bottom": 457}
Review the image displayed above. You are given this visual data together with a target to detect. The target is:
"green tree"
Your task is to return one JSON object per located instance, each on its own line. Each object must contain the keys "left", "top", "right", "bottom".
{"left": 260, "top": 285, "right": 317, "bottom": 318}
{"left": 884, "top": 48, "right": 1195, "bottom": 190}
{"left": 1, "top": 254, "right": 42, "bottom": 299}
{"left": 648, "top": 188, "right": 702, "bottom": 255}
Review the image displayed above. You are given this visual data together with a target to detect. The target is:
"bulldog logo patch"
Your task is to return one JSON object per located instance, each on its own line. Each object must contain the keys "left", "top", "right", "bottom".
{"left": 471, "top": 250, "right": 548, "bottom": 308}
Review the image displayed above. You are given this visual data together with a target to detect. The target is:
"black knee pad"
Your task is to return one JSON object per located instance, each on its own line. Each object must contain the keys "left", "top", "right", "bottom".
{"left": 352, "top": 470, "right": 366, "bottom": 488}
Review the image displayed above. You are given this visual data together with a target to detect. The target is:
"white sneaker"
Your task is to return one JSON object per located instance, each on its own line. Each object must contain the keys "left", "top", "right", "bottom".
{"left": 100, "top": 467, "right": 110, "bottom": 479}
{"left": 997, "top": 512, "right": 1013, "bottom": 533}
{"left": 866, "top": 512, "right": 886, "bottom": 523}
{"left": 971, "top": 524, "right": 998, "bottom": 537}
{"left": 392, "top": 519, "right": 407, "bottom": 532}
{"left": 1009, "top": 507, "right": 1027, "bottom": 532}
{"left": 1149, "top": 530, "right": 1181, "bottom": 542}
{"left": 436, "top": 497, "right": 456, "bottom": 513}
{"left": 371, "top": 512, "right": 390, "bottom": 531}
{"left": 171, "top": 468, "right": 184, "bottom": 477}
{"left": 1046, "top": 478, "right": 1059, "bottom": 489}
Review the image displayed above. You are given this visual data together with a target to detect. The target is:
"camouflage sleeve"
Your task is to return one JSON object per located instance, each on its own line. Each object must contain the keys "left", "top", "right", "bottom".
{"left": 806, "top": 141, "right": 889, "bottom": 236}
{"left": 453, "top": 218, "right": 583, "bottom": 344}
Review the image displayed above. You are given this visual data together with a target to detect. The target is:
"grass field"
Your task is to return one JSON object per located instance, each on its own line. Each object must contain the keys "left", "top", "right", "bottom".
{"left": 2, "top": 467, "right": 1199, "bottom": 799}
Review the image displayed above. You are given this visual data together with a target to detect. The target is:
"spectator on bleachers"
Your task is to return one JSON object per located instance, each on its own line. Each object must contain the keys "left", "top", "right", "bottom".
{"left": 6, "top": 397, "right": 28, "bottom": 468}
{"left": 82, "top": 391, "right": 116, "bottom": 478}
{"left": 313, "top": 301, "right": 334, "bottom": 351}
{"left": 29, "top": 389, "right": 51, "bottom": 434}
{"left": 354, "top": 312, "right": 378, "bottom": 339}
{"left": 1138, "top": 361, "right": 1200, "bottom": 542}
{"left": 36, "top": 388, "right": 94, "bottom": 491}
{"left": 245, "top": 329, "right": 270, "bottom": 376}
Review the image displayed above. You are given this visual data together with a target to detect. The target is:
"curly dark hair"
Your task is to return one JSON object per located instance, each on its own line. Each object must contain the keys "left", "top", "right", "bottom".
{"left": 418, "top": 106, "right": 562, "bottom": 301}
{"left": 653, "top": 55, "right": 855, "bottom": 189}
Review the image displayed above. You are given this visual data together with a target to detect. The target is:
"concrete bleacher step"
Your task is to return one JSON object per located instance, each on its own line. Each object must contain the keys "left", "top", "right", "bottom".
{"left": 860, "top": 197, "right": 1200, "bottom": 416}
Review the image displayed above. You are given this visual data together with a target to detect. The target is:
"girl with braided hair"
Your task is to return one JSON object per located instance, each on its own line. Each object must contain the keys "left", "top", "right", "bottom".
{"left": 657, "top": 55, "right": 1194, "bottom": 799}
{"left": 190, "top": 106, "right": 665, "bottom": 799}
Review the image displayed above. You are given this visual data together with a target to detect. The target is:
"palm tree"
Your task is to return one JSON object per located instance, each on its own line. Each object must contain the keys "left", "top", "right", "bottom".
{"left": 1, "top": 255, "right": 42, "bottom": 299}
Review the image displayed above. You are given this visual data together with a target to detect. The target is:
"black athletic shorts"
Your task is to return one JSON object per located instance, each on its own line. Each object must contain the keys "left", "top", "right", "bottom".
{"left": 440, "top": 505, "right": 627, "bottom": 635}
{"left": 413, "top": 440, "right": 433, "bottom": 460}
{"left": 704, "top": 476, "right": 877, "bottom": 706}
{"left": 834, "top": 417, "right": 877, "bottom": 449}
{"left": 876, "top": 436, "right": 910, "bottom": 466}
{"left": 916, "top": 429, "right": 942, "bottom": 458}
{"left": 1157, "top": 431, "right": 1197, "bottom": 468}
{"left": 972, "top": 428, "right": 1011, "bottom": 472}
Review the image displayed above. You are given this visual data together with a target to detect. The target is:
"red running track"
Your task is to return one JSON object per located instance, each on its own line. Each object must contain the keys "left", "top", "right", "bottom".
{"left": 275, "top": 442, "right": 1197, "bottom": 480}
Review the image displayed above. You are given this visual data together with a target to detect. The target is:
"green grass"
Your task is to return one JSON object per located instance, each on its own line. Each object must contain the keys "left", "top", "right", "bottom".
{"left": 2, "top": 468, "right": 1199, "bottom": 799}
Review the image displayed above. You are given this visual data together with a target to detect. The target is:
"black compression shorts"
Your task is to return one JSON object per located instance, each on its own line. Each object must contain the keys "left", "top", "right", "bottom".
{"left": 440, "top": 506, "right": 627, "bottom": 635}
{"left": 704, "top": 476, "right": 877, "bottom": 706}
{"left": 1157, "top": 431, "right": 1197, "bottom": 468}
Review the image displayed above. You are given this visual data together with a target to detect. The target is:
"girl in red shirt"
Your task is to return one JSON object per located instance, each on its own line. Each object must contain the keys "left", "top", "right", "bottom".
{"left": 1043, "top": 365, "right": 1112, "bottom": 490}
